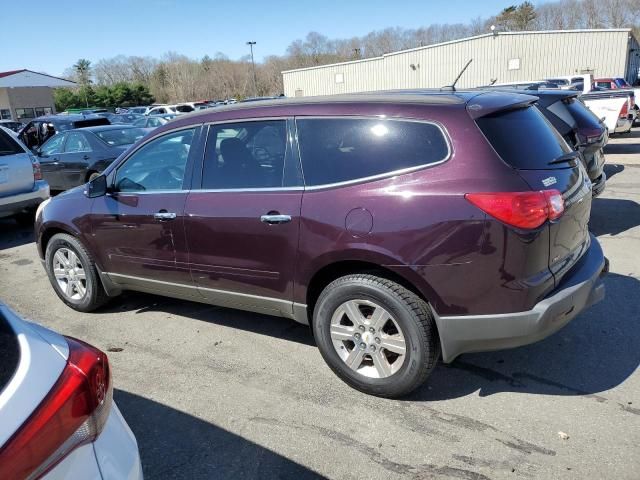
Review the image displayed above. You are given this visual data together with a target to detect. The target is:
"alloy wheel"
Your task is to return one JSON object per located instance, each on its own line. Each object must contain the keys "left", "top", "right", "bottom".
{"left": 52, "top": 248, "right": 87, "bottom": 301}
{"left": 329, "top": 299, "right": 407, "bottom": 378}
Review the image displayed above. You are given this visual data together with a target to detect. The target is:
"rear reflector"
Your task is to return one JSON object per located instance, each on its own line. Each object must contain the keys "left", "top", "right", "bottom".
{"left": 0, "top": 337, "right": 112, "bottom": 480}
{"left": 465, "top": 190, "right": 565, "bottom": 229}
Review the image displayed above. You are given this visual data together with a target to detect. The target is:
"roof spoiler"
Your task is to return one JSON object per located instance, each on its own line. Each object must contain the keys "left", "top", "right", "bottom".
{"left": 466, "top": 91, "right": 538, "bottom": 119}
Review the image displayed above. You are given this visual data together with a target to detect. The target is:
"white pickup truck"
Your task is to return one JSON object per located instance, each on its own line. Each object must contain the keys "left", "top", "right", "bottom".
{"left": 0, "top": 126, "right": 49, "bottom": 225}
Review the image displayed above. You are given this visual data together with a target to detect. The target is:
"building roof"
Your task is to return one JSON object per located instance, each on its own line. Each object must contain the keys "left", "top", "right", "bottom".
{"left": 0, "top": 69, "right": 76, "bottom": 88}
{"left": 282, "top": 28, "right": 637, "bottom": 74}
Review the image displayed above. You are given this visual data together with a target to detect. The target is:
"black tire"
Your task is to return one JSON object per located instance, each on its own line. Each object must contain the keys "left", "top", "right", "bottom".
{"left": 313, "top": 274, "right": 440, "bottom": 398}
{"left": 45, "top": 233, "right": 109, "bottom": 312}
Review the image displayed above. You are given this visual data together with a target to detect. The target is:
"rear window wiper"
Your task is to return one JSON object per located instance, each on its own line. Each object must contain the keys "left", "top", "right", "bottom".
{"left": 548, "top": 151, "right": 580, "bottom": 165}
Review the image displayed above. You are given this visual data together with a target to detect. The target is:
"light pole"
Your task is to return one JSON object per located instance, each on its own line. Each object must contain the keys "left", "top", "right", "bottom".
{"left": 246, "top": 41, "right": 258, "bottom": 97}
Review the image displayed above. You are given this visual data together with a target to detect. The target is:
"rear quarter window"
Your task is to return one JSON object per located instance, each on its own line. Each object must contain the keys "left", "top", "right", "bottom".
{"left": 476, "top": 106, "right": 571, "bottom": 169}
{"left": 296, "top": 118, "right": 449, "bottom": 186}
{"left": 0, "top": 128, "right": 23, "bottom": 156}
{"left": 0, "top": 313, "right": 20, "bottom": 394}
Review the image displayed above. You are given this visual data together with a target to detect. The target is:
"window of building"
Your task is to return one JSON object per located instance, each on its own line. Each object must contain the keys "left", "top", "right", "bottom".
{"left": 335, "top": 73, "right": 344, "bottom": 84}
{"left": 15, "top": 108, "right": 35, "bottom": 120}
{"left": 296, "top": 118, "right": 449, "bottom": 186}
{"left": 34, "top": 107, "right": 53, "bottom": 117}
{"left": 507, "top": 58, "right": 520, "bottom": 70}
{"left": 0, "top": 109, "right": 11, "bottom": 120}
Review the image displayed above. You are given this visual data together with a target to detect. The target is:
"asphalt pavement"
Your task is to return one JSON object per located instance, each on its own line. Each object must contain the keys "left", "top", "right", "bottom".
{"left": 1, "top": 131, "right": 639, "bottom": 479}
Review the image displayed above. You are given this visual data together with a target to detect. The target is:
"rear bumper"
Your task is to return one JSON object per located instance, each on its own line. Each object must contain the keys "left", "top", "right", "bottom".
{"left": 0, "top": 180, "right": 49, "bottom": 218}
{"left": 434, "top": 235, "right": 606, "bottom": 363}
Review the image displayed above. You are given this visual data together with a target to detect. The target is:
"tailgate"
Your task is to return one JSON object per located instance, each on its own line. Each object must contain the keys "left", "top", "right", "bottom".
{"left": 475, "top": 104, "right": 592, "bottom": 286}
{"left": 0, "top": 129, "right": 33, "bottom": 197}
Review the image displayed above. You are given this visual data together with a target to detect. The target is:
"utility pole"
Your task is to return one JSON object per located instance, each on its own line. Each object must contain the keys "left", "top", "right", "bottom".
{"left": 246, "top": 41, "right": 258, "bottom": 97}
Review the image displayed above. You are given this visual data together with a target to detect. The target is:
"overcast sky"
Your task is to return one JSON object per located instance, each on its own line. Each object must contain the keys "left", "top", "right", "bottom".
{"left": 1, "top": 0, "right": 550, "bottom": 76}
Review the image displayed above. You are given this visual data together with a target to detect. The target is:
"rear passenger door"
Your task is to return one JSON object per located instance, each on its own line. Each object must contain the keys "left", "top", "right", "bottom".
{"left": 183, "top": 119, "right": 303, "bottom": 316}
{"left": 58, "top": 132, "right": 93, "bottom": 189}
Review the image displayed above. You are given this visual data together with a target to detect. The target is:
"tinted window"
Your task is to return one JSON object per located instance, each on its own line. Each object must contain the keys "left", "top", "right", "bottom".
{"left": 0, "top": 313, "right": 19, "bottom": 394}
{"left": 477, "top": 106, "right": 571, "bottom": 169}
{"left": 115, "top": 128, "right": 195, "bottom": 192}
{"left": 296, "top": 118, "right": 449, "bottom": 186}
{"left": 65, "top": 132, "right": 92, "bottom": 153}
{"left": 0, "top": 128, "right": 23, "bottom": 156}
{"left": 40, "top": 133, "right": 65, "bottom": 155}
{"left": 202, "top": 120, "right": 287, "bottom": 189}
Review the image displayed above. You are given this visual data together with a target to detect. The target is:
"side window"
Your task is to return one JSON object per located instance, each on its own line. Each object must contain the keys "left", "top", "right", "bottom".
{"left": 64, "top": 132, "right": 92, "bottom": 153}
{"left": 296, "top": 118, "right": 449, "bottom": 186}
{"left": 133, "top": 117, "right": 146, "bottom": 127}
{"left": 201, "top": 120, "right": 287, "bottom": 189}
{"left": 41, "top": 134, "right": 65, "bottom": 155}
{"left": 148, "top": 118, "right": 161, "bottom": 127}
{"left": 115, "top": 128, "right": 195, "bottom": 192}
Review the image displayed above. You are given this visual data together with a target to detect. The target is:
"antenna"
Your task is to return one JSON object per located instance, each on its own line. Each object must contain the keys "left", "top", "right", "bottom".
{"left": 441, "top": 59, "right": 473, "bottom": 92}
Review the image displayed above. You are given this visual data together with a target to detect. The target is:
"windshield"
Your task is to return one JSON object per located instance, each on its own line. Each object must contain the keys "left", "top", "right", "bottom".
{"left": 476, "top": 106, "right": 572, "bottom": 169}
{"left": 95, "top": 127, "right": 147, "bottom": 146}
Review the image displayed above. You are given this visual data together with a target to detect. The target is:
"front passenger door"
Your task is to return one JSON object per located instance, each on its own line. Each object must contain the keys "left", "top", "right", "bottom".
{"left": 89, "top": 127, "right": 199, "bottom": 295}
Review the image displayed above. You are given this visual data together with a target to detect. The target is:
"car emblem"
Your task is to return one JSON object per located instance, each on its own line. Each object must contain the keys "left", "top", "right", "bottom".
{"left": 542, "top": 176, "right": 557, "bottom": 187}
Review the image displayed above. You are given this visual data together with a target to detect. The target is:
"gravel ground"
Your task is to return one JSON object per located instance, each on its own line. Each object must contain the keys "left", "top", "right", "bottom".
{"left": 0, "top": 131, "right": 638, "bottom": 480}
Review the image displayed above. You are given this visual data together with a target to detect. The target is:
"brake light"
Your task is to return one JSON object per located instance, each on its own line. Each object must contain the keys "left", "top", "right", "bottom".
{"left": 0, "top": 337, "right": 112, "bottom": 480}
{"left": 619, "top": 102, "right": 629, "bottom": 119}
{"left": 465, "top": 190, "right": 565, "bottom": 229}
{"left": 29, "top": 155, "right": 43, "bottom": 181}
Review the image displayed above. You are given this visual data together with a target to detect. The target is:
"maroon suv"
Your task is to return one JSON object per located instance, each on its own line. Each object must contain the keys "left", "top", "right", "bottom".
{"left": 35, "top": 92, "right": 607, "bottom": 397}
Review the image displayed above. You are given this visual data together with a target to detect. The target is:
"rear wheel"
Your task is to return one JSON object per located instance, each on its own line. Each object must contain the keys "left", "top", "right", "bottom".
{"left": 45, "top": 233, "right": 109, "bottom": 312}
{"left": 313, "top": 274, "right": 440, "bottom": 398}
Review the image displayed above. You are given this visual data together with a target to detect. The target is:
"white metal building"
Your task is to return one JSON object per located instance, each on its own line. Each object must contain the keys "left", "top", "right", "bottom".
{"left": 282, "top": 29, "right": 640, "bottom": 97}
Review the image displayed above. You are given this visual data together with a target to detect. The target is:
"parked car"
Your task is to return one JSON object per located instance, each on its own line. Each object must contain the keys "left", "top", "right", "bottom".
{"left": 126, "top": 106, "right": 149, "bottom": 115}
{"left": 0, "top": 119, "right": 24, "bottom": 132}
{"left": 545, "top": 74, "right": 594, "bottom": 93}
{"left": 0, "top": 302, "right": 143, "bottom": 479}
{"left": 0, "top": 126, "right": 49, "bottom": 224}
{"left": 581, "top": 89, "right": 635, "bottom": 134}
{"left": 594, "top": 77, "right": 640, "bottom": 122}
{"left": 19, "top": 115, "right": 111, "bottom": 151}
{"left": 132, "top": 114, "right": 176, "bottom": 129}
{"left": 145, "top": 104, "right": 194, "bottom": 116}
{"left": 35, "top": 92, "right": 607, "bottom": 397}
{"left": 36, "top": 125, "right": 146, "bottom": 191}
{"left": 476, "top": 87, "right": 607, "bottom": 196}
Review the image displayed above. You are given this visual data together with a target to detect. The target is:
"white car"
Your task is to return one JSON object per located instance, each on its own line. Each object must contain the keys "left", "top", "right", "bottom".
{"left": 0, "top": 303, "right": 143, "bottom": 479}
{"left": 145, "top": 104, "right": 195, "bottom": 116}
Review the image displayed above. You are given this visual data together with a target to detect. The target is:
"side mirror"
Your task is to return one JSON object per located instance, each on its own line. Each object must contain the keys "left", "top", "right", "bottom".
{"left": 86, "top": 174, "right": 108, "bottom": 198}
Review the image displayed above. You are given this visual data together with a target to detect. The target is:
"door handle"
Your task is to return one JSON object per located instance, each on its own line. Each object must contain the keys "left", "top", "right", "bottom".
{"left": 83, "top": 155, "right": 90, "bottom": 160}
{"left": 260, "top": 214, "right": 292, "bottom": 224}
{"left": 154, "top": 211, "right": 177, "bottom": 221}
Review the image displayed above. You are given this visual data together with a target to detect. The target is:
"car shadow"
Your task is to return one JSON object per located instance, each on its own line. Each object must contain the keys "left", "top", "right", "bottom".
{"left": 603, "top": 163, "right": 624, "bottom": 180}
{"left": 114, "top": 390, "right": 325, "bottom": 479}
{"left": 604, "top": 130, "right": 640, "bottom": 155}
{"left": 98, "top": 291, "right": 316, "bottom": 347}
{"left": 408, "top": 272, "right": 640, "bottom": 402}
{"left": 0, "top": 219, "right": 35, "bottom": 250}
{"left": 589, "top": 197, "right": 640, "bottom": 236}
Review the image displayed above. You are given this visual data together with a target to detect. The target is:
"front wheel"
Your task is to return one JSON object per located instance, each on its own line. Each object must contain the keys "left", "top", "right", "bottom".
{"left": 313, "top": 274, "right": 440, "bottom": 398}
{"left": 45, "top": 233, "right": 109, "bottom": 312}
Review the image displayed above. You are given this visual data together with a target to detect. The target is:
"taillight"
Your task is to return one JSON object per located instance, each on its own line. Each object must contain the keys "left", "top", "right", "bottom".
{"left": 465, "top": 190, "right": 565, "bottom": 229}
{"left": 0, "top": 337, "right": 112, "bottom": 480}
{"left": 29, "top": 155, "right": 43, "bottom": 181}
{"left": 619, "top": 102, "right": 629, "bottom": 119}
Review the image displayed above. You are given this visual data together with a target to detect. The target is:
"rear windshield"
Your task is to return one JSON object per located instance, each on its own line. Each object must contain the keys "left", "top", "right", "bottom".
{"left": 96, "top": 127, "right": 147, "bottom": 146}
{"left": 564, "top": 98, "right": 602, "bottom": 128}
{"left": 73, "top": 118, "right": 111, "bottom": 128}
{"left": 0, "top": 129, "right": 23, "bottom": 156}
{"left": 0, "top": 312, "right": 20, "bottom": 394}
{"left": 476, "top": 106, "right": 571, "bottom": 169}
